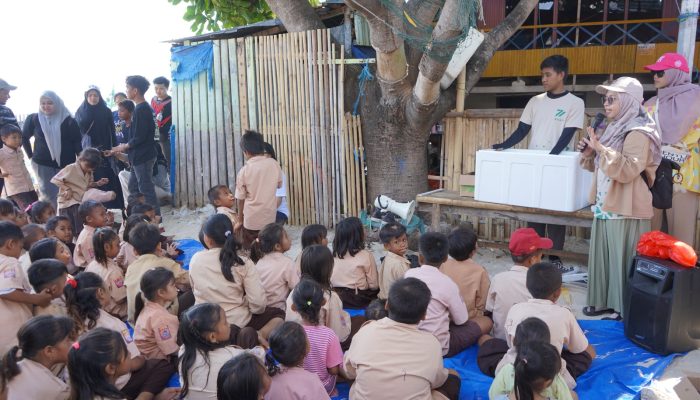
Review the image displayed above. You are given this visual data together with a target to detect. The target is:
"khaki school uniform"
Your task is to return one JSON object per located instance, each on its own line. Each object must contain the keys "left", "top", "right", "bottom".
{"left": 255, "top": 252, "right": 299, "bottom": 310}
{"left": 485, "top": 265, "right": 532, "bottom": 341}
{"left": 378, "top": 251, "right": 411, "bottom": 300}
{"left": 7, "top": 358, "right": 70, "bottom": 400}
{"left": 73, "top": 225, "right": 96, "bottom": 268}
{"left": 343, "top": 318, "right": 448, "bottom": 400}
{"left": 216, "top": 206, "right": 239, "bottom": 226}
{"left": 116, "top": 241, "right": 138, "bottom": 270}
{"left": 19, "top": 252, "right": 31, "bottom": 277}
{"left": 330, "top": 250, "right": 379, "bottom": 291}
{"left": 34, "top": 296, "right": 67, "bottom": 317}
{"left": 286, "top": 288, "right": 351, "bottom": 342}
{"left": 189, "top": 248, "right": 266, "bottom": 327}
{"left": 86, "top": 259, "right": 127, "bottom": 319}
{"left": 179, "top": 346, "right": 265, "bottom": 400}
{"left": 502, "top": 299, "right": 590, "bottom": 389}
{"left": 440, "top": 258, "right": 491, "bottom": 319}
{"left": 0, "top": 254, "right": 33, "bottom": 353}
{"left": 51, "top": 162, "right": 91, "bottom": 210}
{"left": 234, "top": 155, "right": 283, "bottom": 231}
{"left": 93, "top": 309, "right": 140, "bottom": 389}
{"left": 134, "top": 301, "right": 179, "bottom": 360}
{"left": 124, "top": 254, "right": 188, "bottom": 323}
{"left": 0, "top": 146, "right": 35, "bottom": 196}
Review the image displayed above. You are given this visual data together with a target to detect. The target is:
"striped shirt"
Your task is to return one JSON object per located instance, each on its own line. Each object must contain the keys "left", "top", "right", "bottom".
{"left": 302, "top": 325, "right": 343, "bottom": 394}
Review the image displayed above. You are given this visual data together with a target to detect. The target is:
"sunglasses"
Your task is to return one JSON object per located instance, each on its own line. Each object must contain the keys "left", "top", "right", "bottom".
{"left": 650, "top": 70, "right": 665, "bottom": 78}
{"left": 601, "top": 95, "right": 618, "bottom": 105}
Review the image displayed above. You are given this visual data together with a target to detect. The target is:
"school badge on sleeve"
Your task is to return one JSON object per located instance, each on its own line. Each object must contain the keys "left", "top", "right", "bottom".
{"left": 158, "top": 326, "right": 172, "bottom": 341}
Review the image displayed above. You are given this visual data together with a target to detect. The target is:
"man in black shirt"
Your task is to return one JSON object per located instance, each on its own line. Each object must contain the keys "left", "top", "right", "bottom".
{"left": 110, "top": 75, "right": 160, "bottom": 216}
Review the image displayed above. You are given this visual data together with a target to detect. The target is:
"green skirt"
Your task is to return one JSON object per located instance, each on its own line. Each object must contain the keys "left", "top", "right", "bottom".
{"left": 587, "top": 218, "right": 651, "bottom": 317}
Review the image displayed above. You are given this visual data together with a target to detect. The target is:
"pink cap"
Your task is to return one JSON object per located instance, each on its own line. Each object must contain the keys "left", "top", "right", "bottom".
{"left": 644, "top": 53, "right": 690, "bottom": 73}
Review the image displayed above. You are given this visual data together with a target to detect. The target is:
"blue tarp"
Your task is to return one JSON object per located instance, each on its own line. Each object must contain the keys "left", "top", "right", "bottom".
{"left": 332, "top": 320, "right": 679, "bottom": 400}
{"left": 170, "top": 41, "right": 214, "bottom": 88}
{"left": 174, "top": 238, "right": 205, "bottom": 271}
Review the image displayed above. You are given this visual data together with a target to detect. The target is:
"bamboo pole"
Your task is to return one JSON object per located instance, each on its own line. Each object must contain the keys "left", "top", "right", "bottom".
{"left": 302, "top": 32, "right": 315, "bottom": 224}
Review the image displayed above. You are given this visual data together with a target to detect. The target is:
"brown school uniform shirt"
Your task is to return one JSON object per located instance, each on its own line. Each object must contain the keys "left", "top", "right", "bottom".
{"left": 116, "top": 241, "right": 137, "bottom": 270}
{"left": 7, "top": 358, "right": 70, "bottom": 400}
{"left": 286, "top": 287, "right": 352, "bottom": 342}
{"left": 73, "top": 225, "right": 96, "bottom": 269}
{"left": 93, "top": 309, "right": 140, "bottom": 389}
{"left": 0, "top": 145, "right": 35, "bottom": 196}
{"left": 234, "top": 155, "right": 283, "bottom": 231}
{"left": 330, "top": 250, "right": 379, "bottom": 291}
{"left": 34, "top": 296, "right": 67, "bottom": 317}
{"left": 378, "top": 251, "right": 411, "bottom": 300}
{"left": 485, "top": 265, "right": 532, "bottom": 341}
{"left": 86, "top": 259, "right": 127, "bottom": 319}
{"left": 134, "top": 301, "right": 180, "bottom": 360}
{"left": 503, "top": 298, "right": 589, "bottom": 389}
{"left": 343, "top": 318, "right": 448, "bottom": 400}
{"left": 0, "top": 254, "right": 33, "bottom": 353}
{"left": 440, "top": 258, "right": 491, "bottom": 319}
{"left": 189, "top": 248, "right": 266, "bottom": 327}
{"left": 124, "top": 254, "right": 188, "bottom": 323}
{"left": 216, "top": 206, "right": 239, "bottom": 226}
{"left": 255, "top": 252, "right": 299, "bottom": 311}
{"left": 50, "top": 162, "right": 92, "bottom": 209}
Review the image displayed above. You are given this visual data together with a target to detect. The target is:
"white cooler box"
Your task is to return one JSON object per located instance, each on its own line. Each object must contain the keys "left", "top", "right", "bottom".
{"left": 474, "top": 149, "right": 593, "bottom": 212}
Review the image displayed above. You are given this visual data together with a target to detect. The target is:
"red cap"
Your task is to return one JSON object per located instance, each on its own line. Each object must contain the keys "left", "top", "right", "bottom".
{"left": 644, "top": 53, "right": 690, "bottom": 73}
{"left": 508, "top": 228, "right": 553, "bottom": 256}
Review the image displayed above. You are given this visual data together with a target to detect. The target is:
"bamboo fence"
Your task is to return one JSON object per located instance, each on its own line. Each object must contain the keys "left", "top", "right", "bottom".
{"left": 172, "top": 29, "right": 365, "bottom": 226}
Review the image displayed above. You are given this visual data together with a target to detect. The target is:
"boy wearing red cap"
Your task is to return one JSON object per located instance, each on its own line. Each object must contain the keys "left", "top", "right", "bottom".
{"left": 475, "top": 227, "right": 552, "bottom": 376}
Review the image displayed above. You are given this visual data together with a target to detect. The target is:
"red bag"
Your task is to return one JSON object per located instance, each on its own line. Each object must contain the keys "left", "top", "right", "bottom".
{"left": 637, "top": 231, "right": 697, "bottom": 267}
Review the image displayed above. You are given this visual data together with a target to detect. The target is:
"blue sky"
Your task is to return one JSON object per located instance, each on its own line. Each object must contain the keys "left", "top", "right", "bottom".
{"left": 1, "top": 0, "right": 205, "bottom": 117}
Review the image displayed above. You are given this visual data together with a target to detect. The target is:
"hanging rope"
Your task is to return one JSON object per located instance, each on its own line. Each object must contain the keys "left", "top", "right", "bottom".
{"left": 352, "top": 62, "right": 374, "bottom": 116}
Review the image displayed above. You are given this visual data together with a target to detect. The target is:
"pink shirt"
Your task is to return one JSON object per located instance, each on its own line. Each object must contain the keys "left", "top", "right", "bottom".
{"left": 302, "top": 325, "right": 343, "bottom": 394}
{"left": 485, "top": 265, "right": 532, "bottom": 340}
{"left": 74, "top": 225, "right": 96, "bottom": 268}
{"left": 255, "top": 252, "right": 299, "bottom": 310}
{"left": 404, "top": 265, "right": 469, "bottom": 355}
{"left": 264, "top": 366, "right": 330, "bottom": 400}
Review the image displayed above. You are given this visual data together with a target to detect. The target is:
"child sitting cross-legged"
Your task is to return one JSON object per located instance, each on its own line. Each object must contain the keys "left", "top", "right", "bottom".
{"left": 377, "top": 222, "right": 411, "bottom": 300}
{"left": 344, "top": 277, "right": 462, "bottom": 400}
{"left": 331, "top": 217, "right": 379, "bottom": 308}
{"left": 294, "top": 223, "right": 328, "bottom": 273}
{"left": 440, "top": 226, "right": 491, "bottom": 319}
{"left": 405, "top": 232, "right": 493, "bottom": 357}
{"left": 85, "top": 228, "right": 127, "bottom": 319}
{"left": 489, "top": 317, "right": 575, "bottom": 400}
{"left": 134, "top": 268, "right": 180, "bottom": 362}
{"left": 250, "top": 223, "right": 298, "bottom": 311}
{"left": 291, "top": 278, "right": 344, "bottom": 396}
{"left": 208, "top": 184, "right": 238, "bottom": 226}
{"left": 27, "top": 259, "right": 69, "bottom": 317}
{"left": 178, "top": 303, "right": 263, "bottom": 398}
{"left": 265, "top": 321, "right": 331, "bottom": 400}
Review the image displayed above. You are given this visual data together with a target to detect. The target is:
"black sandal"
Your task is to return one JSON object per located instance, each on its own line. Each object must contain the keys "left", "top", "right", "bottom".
{"left": 582, "top": 306, "right": 615, "bottom": 316}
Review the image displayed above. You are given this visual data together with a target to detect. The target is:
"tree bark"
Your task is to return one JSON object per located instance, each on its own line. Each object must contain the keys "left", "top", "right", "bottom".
{"left": 266, "top": 0, "right": 325, "bottom": 32}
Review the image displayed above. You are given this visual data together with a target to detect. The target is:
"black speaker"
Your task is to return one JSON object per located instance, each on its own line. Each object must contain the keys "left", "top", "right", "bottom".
{"left": 624, "top": 255, "right": 700, "bottom": 355}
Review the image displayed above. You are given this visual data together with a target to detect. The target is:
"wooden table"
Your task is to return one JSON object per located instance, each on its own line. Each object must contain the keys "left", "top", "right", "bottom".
{"left": 416, "top": 189, "right": 594, "bottom": 262}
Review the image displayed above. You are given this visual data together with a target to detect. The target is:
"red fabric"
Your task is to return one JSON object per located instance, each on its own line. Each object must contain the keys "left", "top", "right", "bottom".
{"left": 636, "top": 231, "right": 697, "bottom": 267}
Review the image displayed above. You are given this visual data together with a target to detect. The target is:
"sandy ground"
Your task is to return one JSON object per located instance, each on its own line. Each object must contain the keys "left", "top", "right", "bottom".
{"left": 162, "top": 205, "right": 700, "bottom": 393}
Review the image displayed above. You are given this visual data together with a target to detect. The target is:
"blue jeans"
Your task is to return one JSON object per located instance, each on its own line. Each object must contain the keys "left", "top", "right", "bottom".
{"left": 128, "top": 157, "right": 160, "bottom": 215}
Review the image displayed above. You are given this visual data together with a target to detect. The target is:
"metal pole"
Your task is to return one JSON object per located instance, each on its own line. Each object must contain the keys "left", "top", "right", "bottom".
{"left": 677, "top": 0, "right": 699, "bottom": 76}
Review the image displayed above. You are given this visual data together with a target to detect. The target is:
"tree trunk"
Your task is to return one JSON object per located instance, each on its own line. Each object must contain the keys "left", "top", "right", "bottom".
{"left": 359, "top": 79, "right": 429, "bottom": 203}
{"left": 266, "top": 0, "right": 325, "bottom": 32}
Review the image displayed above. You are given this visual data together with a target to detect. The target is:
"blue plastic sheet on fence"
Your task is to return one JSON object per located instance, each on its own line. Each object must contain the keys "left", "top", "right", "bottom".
{"left": 174, "top": 239, "right": 205, "bottom": 271}
{"left": 170, "top": 41, "right": 214, "bottom": 88}
{"left": 332, "top": 319, "right": 679, "bottom": 400}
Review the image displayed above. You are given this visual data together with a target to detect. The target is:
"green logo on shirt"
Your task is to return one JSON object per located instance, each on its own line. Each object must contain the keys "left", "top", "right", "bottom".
{"left": 555, "top": 109, "right": 566, "bottom": 118}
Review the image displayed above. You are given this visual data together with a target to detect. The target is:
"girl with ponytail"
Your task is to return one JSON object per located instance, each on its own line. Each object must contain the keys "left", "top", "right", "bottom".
{"left": 189, "top": 214, "right": 283, "bottom": 347}
{"left": 249, "top": 223, "right": 297, "bottom": 311}
{"left": 2, "top": 315, "right": 73, "bottom": 399}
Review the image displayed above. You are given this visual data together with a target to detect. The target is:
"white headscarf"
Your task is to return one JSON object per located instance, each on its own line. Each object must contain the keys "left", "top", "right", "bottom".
{"left": 37, "top": 91, "right": 71, "bottom": 162}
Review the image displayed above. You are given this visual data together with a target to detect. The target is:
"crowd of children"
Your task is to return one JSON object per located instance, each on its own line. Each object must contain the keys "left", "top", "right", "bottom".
{"left": 0, "top": 128, "right": 595, "bottom": 400}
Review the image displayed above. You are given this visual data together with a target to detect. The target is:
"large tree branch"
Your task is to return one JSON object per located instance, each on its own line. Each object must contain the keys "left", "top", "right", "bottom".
{"left": 346, "top": 0, "right": 411, "bottom": 95}
{"left": 412, "top": 0, "right": 464, "bottom": 106}
{"left": 404, "top": 0, "right": 445, "bottom": 81}
{"left": 267, "top": 0, "right": 325, "bottom": 32}
{"left": 464, "top": 0, "right": 538, "bottom": 92}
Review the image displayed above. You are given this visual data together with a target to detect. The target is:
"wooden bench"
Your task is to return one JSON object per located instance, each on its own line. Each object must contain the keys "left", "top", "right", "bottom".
{"left": 416, "top": 189, "right": 594, "bottom": 262}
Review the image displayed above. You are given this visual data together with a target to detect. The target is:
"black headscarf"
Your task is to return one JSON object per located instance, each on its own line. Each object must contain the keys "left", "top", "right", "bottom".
{"left": 75, "top": 86, "right": 117, "bottom": 151}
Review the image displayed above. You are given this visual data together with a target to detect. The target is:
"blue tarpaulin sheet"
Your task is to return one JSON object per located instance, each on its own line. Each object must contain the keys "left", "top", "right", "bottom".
{"left": 170, "top": 41, "right": 214, "bottom": 88}
{"left": 174, "top": 239, "right": 205, "bottom": 271}
{"left": 332, "top": 320, "right": 679, "bottom": 400}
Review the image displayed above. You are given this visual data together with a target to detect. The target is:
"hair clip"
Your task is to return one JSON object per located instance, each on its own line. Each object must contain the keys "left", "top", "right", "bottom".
{"left": 66, "top": 276, "right": 78, "bottom": 289}
{"left": 225, "top": 230, "right": 232, "bottom": 237}
{"left": 306, "top": 300, "right": 312, "bottom": 306}
{"left": 522, "top": 357, "right": 528, "bottom": 365}
{"left": 266, "top": 349, "right": 279, "bottom": 366}
{"left": 255, "top": 237, "right": 260, "bottom": 243}
{"left": 24, "top": 202, "right": 37, "bottom": 213}
{"left": 72, "top": 342, "right": 80, "bottom": 350}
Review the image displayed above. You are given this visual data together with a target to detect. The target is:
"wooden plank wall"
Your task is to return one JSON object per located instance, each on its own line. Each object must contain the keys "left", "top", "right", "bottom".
{"left": 442, "top": 109, "right": 589, "bottom": 242}
{"left": 173, "top": 29, "right": 365, "bottom": 227}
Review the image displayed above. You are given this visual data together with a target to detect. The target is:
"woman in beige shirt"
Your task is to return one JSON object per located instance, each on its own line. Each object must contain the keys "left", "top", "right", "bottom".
{"left": 578, "top": 77, "right": 661, "bottom": 320}
{"left": 189, "top": 214, "right": 283, "bottom": 346}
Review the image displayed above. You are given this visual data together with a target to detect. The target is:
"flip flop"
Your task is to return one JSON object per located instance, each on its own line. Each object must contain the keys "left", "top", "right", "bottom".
{"left": 582, "top": 306, "right": 615, "bottom": 316}
{"left": 602, "top": 313, "right": 622, "bottom": 321}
